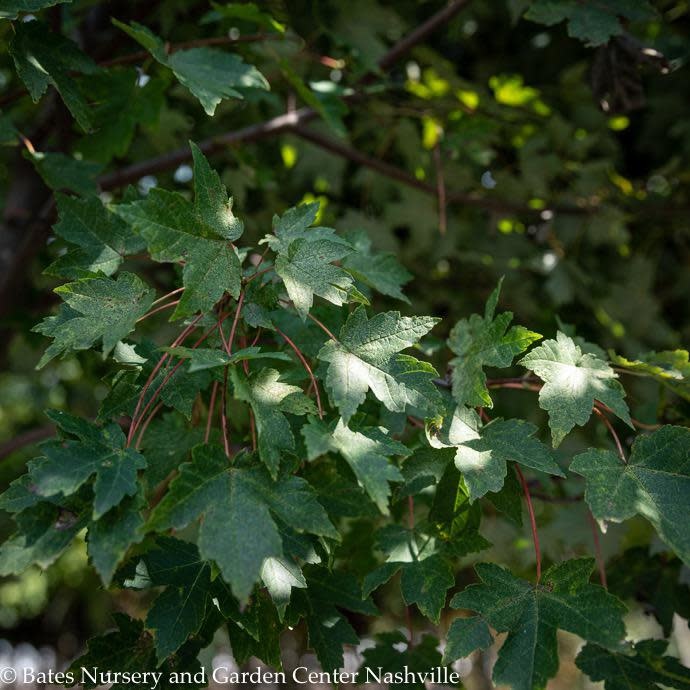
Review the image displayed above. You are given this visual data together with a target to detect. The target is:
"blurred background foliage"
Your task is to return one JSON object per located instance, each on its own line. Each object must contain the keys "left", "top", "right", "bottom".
{"left": 0, "top": 0, "right": 689, "bottom": 682}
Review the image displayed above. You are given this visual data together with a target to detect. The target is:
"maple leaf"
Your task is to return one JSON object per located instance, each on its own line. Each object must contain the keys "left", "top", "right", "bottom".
{"left": 520, "top": 331, "right": 632, "bottom": 446}
{"left": 442, "top": 616, "right": 493, "bottom": 664}
{"left": 27, "top": 420, "right": 146, "bottom": 519}
{"left": 46, "top": 193, "right": 145, "bottom": 278}
{"left": 576, "top": 639, "right": 690, "bottom": 690}
{"left": 341, "top": 228, "right": 412, "bottom": 302}
{"left": 302, "top": 417, "right": 409, "bottom": 513}
{"left": 112, "top": 20, "right": 269, "bottom": 115}
{"left": 1, "top": 1, "right": 70, "bottom": 19}
{"left": 451, "top": 559, "right": 627, "bottom": 690}
{"left": 289, "top": 567, "right": 378, "bottom": 672}
{"left": 363, "top": 525, "right": 454, "bottom": 623}
{"left": 147, "top": 445, "right": 336, "bottom": 601}
{"left": 360, "top": 631, "right": 447, "bottom": 690}
{"left": 69, "top": 613, "right": 206, "bottom": 690}
{"left": 0, "top": 502, "right": 88, "bottom": 577}
{"left": 261, "top": 202, "right": 359, "bottom": 319}
{"left": 428, "top": 406, "right": 563, "bottom": 501}
{"left": 113, "top": 143, "right": 244, "bottom": 318}
{"left": 9, "top": 20, "right": 98, "bottom": 130}
{"left": 571, "top": 425, "right": 690, "bottom": 565}
{"left": 525, "top": 0, "right": 655, "bottom": 47}
{"left": 448, "top": 278, "right": 541, "bottom": 408}
{"left": 87, "top": 492, "right": 145, "bottom": 585}
{"left": 33, "top": 272, "right": 154, "bottom": 368}
{"left": 318, "top": 306, "right": 441, "bottom": 422}
{"left": 141, "top": 537, "right": 214, "bottom": 661}
{"left": 610, "top": 349, "right": 690, "bottom": 401}
{"left": 231, "top": 368, "right": 317, "bottom": 478}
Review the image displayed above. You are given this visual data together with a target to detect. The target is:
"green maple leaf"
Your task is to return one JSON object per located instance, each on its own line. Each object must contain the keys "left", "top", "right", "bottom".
{"left": 87, "top": 492, "right": 145, "bottom": 585}
{"left": 70, "top": 613, "right": 206, "bottom": 690}
{"left": 451, "top": 559, "right": 627, "bottom": 690}
{"left": 570, "top": 425, "right": 690, "bottom": 565}
{"left": 519, "top": 331, "right": 632, "bottom": 445}
{"left": 363, "top": 526, "right": 454, "bottom": 623}
{"left": 303, "top": 417, "right": 409, "bottom": 513}
{"left": 75, "top": 69, "right": 165, "bottom": 164}
{"left": 261, "top": 202, "right": 359, "bottom": 319}
{"left": 0, "top": 1, "right": 71, "bottom": 19}
{"left": 261, "top": 556, "right": 307, "bottom": 621}
{"left": 225, "top": 591, "right": 284, "bottom": 669}
{"left": 610, "top": 349, "right": 690, "bottom": 401}
{"left": 429, "top": 405, "right": 563, "bottom": 501}
{"left": 141, "top": 538, "right": 213, "bottom": 661}
{"left": 9, "top": 20, "right": 97, "bottom": 130}
{"left": 442, "top": 616, "right": 493, "bottom": 664}
{"left": 461, "top": 418, "right": 563, "bottom": 500}
{"left": 33, "top": 272, "right": 154, "bottom": 368}
{"left": 190, "top": 141, "right": 244, "bottom": 240}
{"left": 341, "top": 229, "right": 412, "bottom": 302}
{"left": 318, "top": 306, "right": 441, "bottom": 423}
{"left": 114, "top": 153, "right": 243, "bottom": 318}
{"left": 138, "top": 412, "right": 205, "bottom": 486}
{"left": 147, "top": 445, "right": 336, "bottom": 601}
{"left": 524, "top": 0, "right": 655, "bottom": 46}
{"left": 360, "top": 632, "right": 446, "bottom": 690}
{"left": 0, "top": 502, "right": 87, "bottom": 576}
{"left": 28, "top": 150, "right": 102, "bottom": 196}
{"left": 46, "top": 194, "right": 145, "bottom": 278}
{"left": 448, "top": 279, "right": 541, "bottom": 408}
{"left": 113, "top": 20, "right": 269, "bottom": 115}
{"left": 289, "top": 567, "right": 378, "bottom": 672}
{"left": 28, "top": 421, "right": 146, "bottom": 519}
{"left": 231, "top": 368, "right": 317, "bottom": 478}
{"left": 576, "top": 639, "right": 690, "bottom": 690}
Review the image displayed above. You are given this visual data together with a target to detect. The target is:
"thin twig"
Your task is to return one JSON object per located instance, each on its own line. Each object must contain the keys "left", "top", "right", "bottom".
{"left": 515, "top": 465, "right": 542, "bottom": 584}
{"left": 227, "top": 292, "right": 245, "bottom": 356}
{"left": 205, "top": 381, "right": 219, "bottom": 444}
{"left": 150, "top": 286, "right": 185, "bottom": 307}
{"left": 126, "top": 313, "right": 203, "bottom": 445}
{"left": 406, "top": 493, "right": 416, "bottom": 647}
{"left": 305, "top": 312, "right": 338, "bottom": 341}
{"left": 587, "top": 510, "right": 608, "bottom": 589}
{"left": 275, "top": 326, "right": 323, "bottom": 418}
{"left": 98, "top": 0, "right": 474, "bottom": 190}
{"left": 293, "top": 126, "right": 578, "bottom": 216}
{"left": 221, "top": 367, "right": 231, "bottom": 459}
{"left": 593, "top": 407, "right": 627, "bottom": 463}
{"left": 0, "top": 425, "right": 55, "bottom": 461}
{"left": 128, "top": 313, "right": 225, "bottom": 444}
{"left": 136, "top": 300, "right": 179, "bottom": 322}
{"left": 135, "top": 401, "right": 163, "bottom": 449}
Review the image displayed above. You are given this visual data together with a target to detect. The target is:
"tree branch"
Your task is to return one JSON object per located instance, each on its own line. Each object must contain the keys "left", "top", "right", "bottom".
{"left": 99, "top": 107, "right": 318, "bottom": 189}
{"left": 375, "top": 0, "right": 472, "bottom": 74}
{"left": 292, "top": 125, "right": 581, "bottom": 215}
{"left": 0, "top": 425, "right": 55, "bottom": 462}
{"left": 99, "top": 0, "right": 475, "bottom": 190}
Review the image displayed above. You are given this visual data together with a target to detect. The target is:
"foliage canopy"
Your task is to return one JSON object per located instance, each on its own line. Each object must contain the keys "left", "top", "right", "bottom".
{"left": 0, "top": 1, "right": 689, "bottom": 689}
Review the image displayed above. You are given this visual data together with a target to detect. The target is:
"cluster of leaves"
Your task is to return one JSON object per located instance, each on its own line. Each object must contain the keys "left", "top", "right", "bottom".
{"left": 0, "top": 140, "right": 687, "bottom": 689}
{"left": 1, "top": 2, "right": 690, "bottom": 690}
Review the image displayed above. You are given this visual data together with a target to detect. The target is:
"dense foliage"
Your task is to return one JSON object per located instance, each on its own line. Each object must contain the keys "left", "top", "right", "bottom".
{"left": 0, "top": 1, "right": 689, "bottom": 689}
